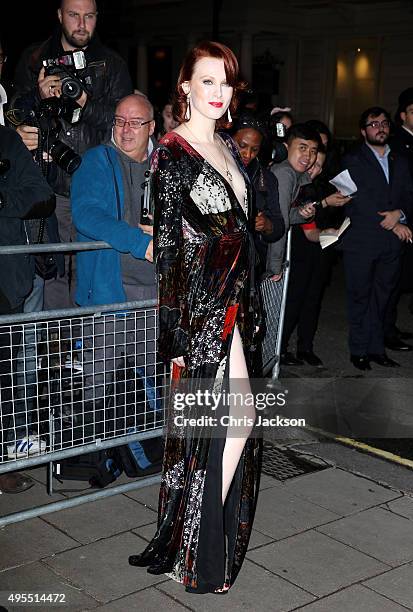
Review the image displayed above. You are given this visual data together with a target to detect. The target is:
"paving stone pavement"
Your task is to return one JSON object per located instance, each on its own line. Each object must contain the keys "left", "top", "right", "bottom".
{"left": 2, "top": 463, "right": 413, "bottom": 611}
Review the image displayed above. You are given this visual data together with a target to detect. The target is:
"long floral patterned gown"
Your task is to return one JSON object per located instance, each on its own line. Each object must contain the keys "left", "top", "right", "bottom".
{"left": 136, "top": 131, "right": 262, "bottom": 593}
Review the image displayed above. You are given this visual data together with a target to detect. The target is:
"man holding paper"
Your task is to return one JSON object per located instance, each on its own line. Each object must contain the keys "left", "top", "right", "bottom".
{"left": 341, "top": 106, "right": 413, "bottom": 371}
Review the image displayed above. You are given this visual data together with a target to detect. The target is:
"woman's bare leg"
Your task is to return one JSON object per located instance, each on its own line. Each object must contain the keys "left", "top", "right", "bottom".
{"left": 221, "top": 325, "right": 255, "bottom": 504}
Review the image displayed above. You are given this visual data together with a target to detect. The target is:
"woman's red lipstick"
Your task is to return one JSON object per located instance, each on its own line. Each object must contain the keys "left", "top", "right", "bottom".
{"left": 209, "top": 102, "right": 223, "bottom": 108}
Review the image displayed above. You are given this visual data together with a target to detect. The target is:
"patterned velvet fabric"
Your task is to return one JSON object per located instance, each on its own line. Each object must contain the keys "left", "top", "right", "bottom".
{"left": 138, "top": 131, "right": 262, "bottom": 593}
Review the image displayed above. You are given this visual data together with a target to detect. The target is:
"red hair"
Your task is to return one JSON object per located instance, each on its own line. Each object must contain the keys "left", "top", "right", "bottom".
{"left": 172, "top": 40, "right": 246, "bottom": 129}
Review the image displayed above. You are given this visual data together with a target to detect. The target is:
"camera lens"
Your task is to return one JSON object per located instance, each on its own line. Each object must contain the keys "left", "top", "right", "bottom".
{"left": 60, "top": 76, "right": 82, "bottom": 100}
{"left": 50, "top": 141, "right": 81, "bottom": 174}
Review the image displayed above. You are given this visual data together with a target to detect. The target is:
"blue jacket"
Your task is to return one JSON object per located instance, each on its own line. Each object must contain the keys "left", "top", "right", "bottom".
{"left": 71, "top": 145, "right": 152, "bottom": 306}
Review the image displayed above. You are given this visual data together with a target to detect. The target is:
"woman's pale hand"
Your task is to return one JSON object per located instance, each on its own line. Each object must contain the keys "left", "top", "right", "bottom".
{"left": 172, "top": 356, "right": 186, "bottom": 367}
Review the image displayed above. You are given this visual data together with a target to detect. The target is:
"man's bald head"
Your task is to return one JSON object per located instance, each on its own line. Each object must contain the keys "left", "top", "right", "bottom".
{"left": 113, "top": 94, "right": 155, "bottom": 162}
{"left": 115, "top": 94, "right": 154, "bottom": 121}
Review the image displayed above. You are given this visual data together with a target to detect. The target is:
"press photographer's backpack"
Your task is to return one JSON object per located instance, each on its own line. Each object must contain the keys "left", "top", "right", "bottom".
{"left": 53, "top": 448, "right": 122, "bottom": 488}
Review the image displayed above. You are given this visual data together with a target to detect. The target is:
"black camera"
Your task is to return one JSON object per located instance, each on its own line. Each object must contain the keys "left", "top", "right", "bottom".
{"left": 273, "top": 122, "right": 287, "bottom": 139}
{"left": 43, "top": 50, "right": 87, "bottom": 101}
{"left": 268, "top": 117, "right": 289, "bottom": 164}
{"left": 16, "top": 98, "right": 82, "bottom": 175}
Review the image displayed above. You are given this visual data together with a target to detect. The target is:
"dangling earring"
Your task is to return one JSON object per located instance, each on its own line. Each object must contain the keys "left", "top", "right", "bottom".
{"left": 185, "top": 95, "right": 191, "bottom": 120}
{"left": 227, "top": 107, "right": 232, "bottom": 122}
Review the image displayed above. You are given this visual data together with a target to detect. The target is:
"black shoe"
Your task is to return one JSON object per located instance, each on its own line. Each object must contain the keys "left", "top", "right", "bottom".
{"left": 385, "top": 338, "right": 413, "bottom": 351}
{"left": 280, "top": 352, "right": 304, "bottom": 366}
{"left": 368, "top": 353, "right": 400, "bottom": 367}
{"left": 297, "top": 351, "right": 323, "bottom": 367}
{"left": 128, "top": 554, "right": 151, "bottom": 567}
{"left": 350, "top": 355, "right": 371, "bottom": 371}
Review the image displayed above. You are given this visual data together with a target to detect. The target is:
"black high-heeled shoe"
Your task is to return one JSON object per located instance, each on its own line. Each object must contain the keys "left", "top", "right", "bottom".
{"left": 128, "top": 552, "right": 154, "bottom": 567}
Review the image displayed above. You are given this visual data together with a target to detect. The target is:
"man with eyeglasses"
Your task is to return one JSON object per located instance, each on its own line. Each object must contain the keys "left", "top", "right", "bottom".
{"left": 340, "top": 106, "right": 413, "bottom": 371}
{"left": 70, "top": 93, "right": 156, "bottom": 411}
{"left": 12, "top": 0, "right": 132, "bottom": 310}
{"left": 72, "top": 93, "right": 155, "bottom": 305}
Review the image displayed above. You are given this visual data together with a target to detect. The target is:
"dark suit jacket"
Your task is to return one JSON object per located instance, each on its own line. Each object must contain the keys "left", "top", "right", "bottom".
{"left": 390, "top": 126, "right": 413, "bottom": 176}
{"left": 340, "top": 143, "right": 413, "bottom": 253}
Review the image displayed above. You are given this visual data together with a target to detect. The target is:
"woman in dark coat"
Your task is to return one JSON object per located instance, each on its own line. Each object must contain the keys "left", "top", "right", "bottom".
{"left": 232, "top": 114, "right": 285, "bottom": 275}
{"left": 128, "top": 41, "right": 262, "bottom": 595}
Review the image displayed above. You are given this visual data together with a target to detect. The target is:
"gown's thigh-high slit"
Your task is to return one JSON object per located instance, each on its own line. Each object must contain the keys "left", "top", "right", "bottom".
{"left": 193, "top": 324, "right": 255, "bottom": 592}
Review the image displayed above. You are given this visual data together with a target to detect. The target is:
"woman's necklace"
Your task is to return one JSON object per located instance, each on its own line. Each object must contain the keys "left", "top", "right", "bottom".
{"left": 183, "top": 123, "right": 233, "bottom": 183}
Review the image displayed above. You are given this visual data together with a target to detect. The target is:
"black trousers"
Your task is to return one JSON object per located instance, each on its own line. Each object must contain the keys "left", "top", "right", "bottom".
{"left": 383, "top": 243, "right": 410, "bottom": 340}
{"left": 282, "top": 239, "right": 334, "bottom": 353}
{"left": 343, "top": 248, "right": 401, "bottom": 355}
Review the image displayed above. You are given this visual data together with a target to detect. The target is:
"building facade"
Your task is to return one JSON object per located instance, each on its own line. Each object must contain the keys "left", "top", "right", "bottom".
{"left": 107, "top": 0, "right": 413, "bottom": 138}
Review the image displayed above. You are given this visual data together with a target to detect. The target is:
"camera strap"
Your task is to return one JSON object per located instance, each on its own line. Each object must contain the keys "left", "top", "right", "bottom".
{"left": 104, "top": 147, "right": 122, "bottom": 221}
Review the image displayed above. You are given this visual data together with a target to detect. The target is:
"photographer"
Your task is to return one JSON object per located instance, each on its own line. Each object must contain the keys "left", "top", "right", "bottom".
{"left": 12, "top": 0, "right": 133, "bottom": 309}
{"left": 0, "top": 125, "right": 55, "bottom": 493}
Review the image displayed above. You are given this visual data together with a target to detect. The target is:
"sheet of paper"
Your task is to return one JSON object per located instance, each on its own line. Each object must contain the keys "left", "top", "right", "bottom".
{"left": 319, "top": 217, "right": 351, "bottom": 249}
{"left": 337, "top": 216, "right": 351, "bottom": 237}
{"left": 329, "top": 170, "right": 357, "bottom": 196}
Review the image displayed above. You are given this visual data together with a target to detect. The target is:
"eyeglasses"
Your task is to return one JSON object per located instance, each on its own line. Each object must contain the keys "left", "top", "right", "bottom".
{"left": 113, "top": 117, "right": 152, "bottom": 129}
{"left": 365, "top": 120, "right": 390, "bottom": 129}
{"left": 0, "top": 54, "right": 7, "bottom": 65}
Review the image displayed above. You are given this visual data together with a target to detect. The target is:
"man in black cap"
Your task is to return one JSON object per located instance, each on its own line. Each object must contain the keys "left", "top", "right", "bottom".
{"left": 384, "top": 88, "right": 413, "bottom": 351}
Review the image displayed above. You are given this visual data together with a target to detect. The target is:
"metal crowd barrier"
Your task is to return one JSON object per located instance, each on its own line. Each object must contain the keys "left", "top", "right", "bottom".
{"left": 260, "top": 229, "right": 292, "bottom": 381}
{"left": 0, "top": 233, "right": 288, "bottom": 526}
{"left": 0, "top": 240, "right": 167, "bottom": 527}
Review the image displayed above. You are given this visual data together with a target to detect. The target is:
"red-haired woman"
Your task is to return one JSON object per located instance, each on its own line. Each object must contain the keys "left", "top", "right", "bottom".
{"left": 128, "top": 41, "right": 262, "bottom": 594}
